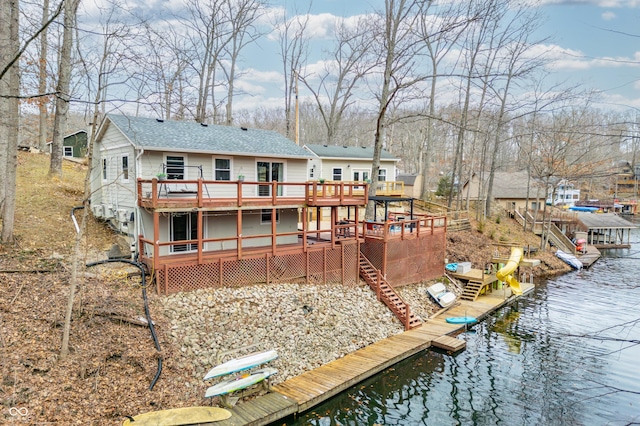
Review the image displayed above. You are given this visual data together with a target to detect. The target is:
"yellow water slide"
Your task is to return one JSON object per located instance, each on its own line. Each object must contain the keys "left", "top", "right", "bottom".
{"left": 496, "top": 247, "right": 523, "bottom": 295}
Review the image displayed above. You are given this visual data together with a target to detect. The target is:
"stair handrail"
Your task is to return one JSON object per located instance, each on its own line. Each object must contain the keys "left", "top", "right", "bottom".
{"left": 549, "top": 223, "right": 577, "bottom": 254}
{"left": 359, "top": 253, "right": 420, "bottom": 330}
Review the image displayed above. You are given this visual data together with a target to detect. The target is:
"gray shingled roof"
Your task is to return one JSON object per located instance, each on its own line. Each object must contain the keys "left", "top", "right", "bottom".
{"left": 105, "top": 114, "right": 311, "bottom": 159}
{"left": 491, "top": 172, "right": 545, "bottom": 199}
{"left": 577, "top": 212, "right": 637, "bottom": 229}
{"left": 304, "top": 144, "right": 398, "bottom": 161}
{"left": 396, "top": 174, "right": 418, "bottom": 185}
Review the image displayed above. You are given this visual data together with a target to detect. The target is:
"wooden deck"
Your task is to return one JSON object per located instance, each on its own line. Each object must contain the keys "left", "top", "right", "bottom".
{"left": 210, "top": 282, "right": 535, "bottom": 426}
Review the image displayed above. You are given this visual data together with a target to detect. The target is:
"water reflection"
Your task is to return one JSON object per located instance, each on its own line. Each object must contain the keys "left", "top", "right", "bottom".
{"left": 286, "top": 227, "right": 640, "bottom": 426}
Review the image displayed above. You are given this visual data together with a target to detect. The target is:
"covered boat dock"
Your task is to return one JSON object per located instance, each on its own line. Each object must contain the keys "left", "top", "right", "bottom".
{"left": 576, "top": 213, "right": 637, "bottom": 249}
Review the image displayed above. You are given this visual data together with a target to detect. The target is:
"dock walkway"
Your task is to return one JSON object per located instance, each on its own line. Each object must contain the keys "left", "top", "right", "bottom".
{"left": 211, "top": 283, "right": 534, "bottom": 426}
{"left": 577, "top": 244, "right": 601, "bottom": 268}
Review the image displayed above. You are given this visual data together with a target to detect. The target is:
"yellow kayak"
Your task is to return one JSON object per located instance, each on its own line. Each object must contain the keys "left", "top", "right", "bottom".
{"left": 122, "top": 406, "right": 231, "bottom": 426}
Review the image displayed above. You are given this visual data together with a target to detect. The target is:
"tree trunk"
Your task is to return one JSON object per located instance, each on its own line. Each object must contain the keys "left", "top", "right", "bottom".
{"left": 38, "top": 0, "right": 50, "bottom": 152}
{"left": 59, "top": 42, "right": 108, "bottom": 360}
{"left": 0, "top": 0, "right": 19, "bottom": 242}
{"left": 49, "top": 0, "right": 79, "bottom": 178}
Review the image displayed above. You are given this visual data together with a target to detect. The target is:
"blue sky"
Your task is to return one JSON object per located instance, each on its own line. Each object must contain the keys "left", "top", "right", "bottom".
{"left": 537, "top": 1, "right": 640, "bottom": 111}
{"left": 81, "top": 0, "right": 640, "bottom": 115}
{"left": 235, "top": 0, "right": 640, "bottom": 113}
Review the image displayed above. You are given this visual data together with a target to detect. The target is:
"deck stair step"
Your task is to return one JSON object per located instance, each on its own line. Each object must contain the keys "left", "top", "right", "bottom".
{"left": 359, "top": 254, "right": 422, "bottom": 330}
{"left": 460, "top": 281, "right": 484, "bottom": 301}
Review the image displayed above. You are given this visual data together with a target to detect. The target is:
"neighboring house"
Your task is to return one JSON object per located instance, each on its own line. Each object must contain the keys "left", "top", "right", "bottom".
{"left": 303, "top": 144, "right": 403, "bottom": 196}
{"left": 47, "top": 130, "right": 89, "bottom": 158}
{"left": 614, "top": 160, "right": 640, "bottom": 198}
{"left": 546, "top": 179, "right": 580, "bottom": 207}
{"left": 462, "top": 171, "right": 546, "bottom": 211}
{"left": 463, "top": 172, "right": 581, "bottom": 210}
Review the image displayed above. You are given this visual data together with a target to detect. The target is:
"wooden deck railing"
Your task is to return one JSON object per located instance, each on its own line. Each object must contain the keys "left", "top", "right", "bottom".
{"left": 137, "top": 214, "right": 446, "bottom": 267}
{"left": 361, "top": 215, "right": 446, "bottom": 241}
{"left": 319, "top": 180, "right": 405, "bottom": 197}
{"left": 137, "top": 178, "right": 368, "bottom": 210}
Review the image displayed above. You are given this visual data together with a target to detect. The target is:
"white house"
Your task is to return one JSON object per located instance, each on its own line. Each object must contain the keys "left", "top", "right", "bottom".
{"left": 546, "top": 179, "right": 580, "bottom": 207}
{"left": 90, "top": 114, "right": 314, "bottom": 253}
{"left": 303, "top": 144, "right": 402, "bottom": 196}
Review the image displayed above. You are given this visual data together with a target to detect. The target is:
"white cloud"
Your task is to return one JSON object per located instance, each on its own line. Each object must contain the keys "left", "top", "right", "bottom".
{"left": 601, "top": 11, "right": 617, "bottom": 19}
{"left": 530, "top": 43, "right": 640, "bottom": 71}
{"left": 264, "top": 7, "right": 370, "bottom": 42}
{"left": 241, "top": 69, "right": 282, "bottom": 84}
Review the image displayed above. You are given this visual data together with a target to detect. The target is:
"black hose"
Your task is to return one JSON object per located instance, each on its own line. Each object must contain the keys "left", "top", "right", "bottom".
{"left": 86, "top": 258, "right": 163, "bottom": 390}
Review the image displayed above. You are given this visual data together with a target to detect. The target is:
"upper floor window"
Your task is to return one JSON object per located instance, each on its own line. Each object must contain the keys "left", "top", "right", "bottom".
{"left": 378, "top": 169, "right": 387, "bottom": 182}
{"left": 214, "top": 158, "right": 231, "bottom": 181}
{"left": 166, "top": 155, "right": 185, "bottom": 180}
{"left": 121, "top": 155, "right": 129, "bottom": 181}
{"left": 332, "top": 168, "right": 342, "bottom": 181}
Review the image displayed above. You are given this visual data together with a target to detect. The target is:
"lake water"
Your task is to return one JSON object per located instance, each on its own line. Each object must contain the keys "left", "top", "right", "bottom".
{"left": 286, "top": 224, "right": 640, "bottom": 426}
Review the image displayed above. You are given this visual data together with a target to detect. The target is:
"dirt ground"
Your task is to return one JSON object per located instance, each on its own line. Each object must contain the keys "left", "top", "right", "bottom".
{"left": 0, "top": 152, "right": 569, "bottom": 425}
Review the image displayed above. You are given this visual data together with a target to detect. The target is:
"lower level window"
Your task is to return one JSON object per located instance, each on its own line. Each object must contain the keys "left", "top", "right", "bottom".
{"left": 260, "top": 209, "right": 280, "bottom": 224}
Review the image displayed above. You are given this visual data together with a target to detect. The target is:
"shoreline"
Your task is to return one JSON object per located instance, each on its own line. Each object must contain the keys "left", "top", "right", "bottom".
{"left": 200, "top": 282, "right": 535, "bottom": 425}
{"left": 159, "top": 276, "right": 528, "bottom": 408}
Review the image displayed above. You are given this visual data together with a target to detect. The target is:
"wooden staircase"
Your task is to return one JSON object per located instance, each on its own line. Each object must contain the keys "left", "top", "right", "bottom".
{"left": 359, "top": 253, "right": 422, "bottom": 330}
{"left": 448, "top": 218, "right": 471, "bottom": 232}
{"left": 460, "top": 281, "right": 484, "bottom": 301}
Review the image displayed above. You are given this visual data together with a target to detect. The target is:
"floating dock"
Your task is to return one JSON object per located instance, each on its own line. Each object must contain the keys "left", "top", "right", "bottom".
{"left": 211, "top": 283, "right": 534, "bottom": 426}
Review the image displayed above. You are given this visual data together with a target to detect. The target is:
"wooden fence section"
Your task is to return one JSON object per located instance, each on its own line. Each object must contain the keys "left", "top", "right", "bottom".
{"left": 210, "top": 282, "right": 535, "bottom": 426}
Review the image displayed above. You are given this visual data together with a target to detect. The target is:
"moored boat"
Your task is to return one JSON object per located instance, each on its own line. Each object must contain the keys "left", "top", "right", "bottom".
{"left": 555, "top": 249, "right": 583, "bottom": 270}
{"left": 427, "top": 282, "right": 457, "bottom": 308}
{"left": 203, "top": 349, "right": 278, "bottom": 380}
{"left": 446, "top": 316, "right": 478, "bottom": 325}
{"left": 204, "top": 367, "right": 278, "bottom": 398}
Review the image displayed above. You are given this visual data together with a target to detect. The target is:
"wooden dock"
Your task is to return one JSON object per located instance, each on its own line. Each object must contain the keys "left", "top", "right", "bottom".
{"left": 432, "top": 335, "right": 466, "bottom": 352}
{"left": 577, "top": 244, "right": 601, "bottom": 268}
{"left": 210, "top": 282, "right": 534, "bottom": 426}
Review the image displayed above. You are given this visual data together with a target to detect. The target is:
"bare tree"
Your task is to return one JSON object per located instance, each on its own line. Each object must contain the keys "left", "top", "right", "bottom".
{"left": 365, "top": 0, "right": 429, "bottom": 219}
{"left": 49, "top": 0, "right": 80, "bottom": 177}
{"left": 483, "top": 3, "right": 548, "bottom": 215}
{"left": 417, "top": 1, "right": 470, "bottom": 200}
{"left": 447, "top": 0, "right": 504, "bottom": 210}
{"left": 220, "top": 0, "right": 266, "bottom": 126}
{"left": 299, "top": 14, "right": 373, "bottom": 145}
{"left": 184, "top": 0, "right": 232, "bottom": 123}
{"left": 0, "top": 0, "right": 19, "bottom": 242}
{"left": 272, "top": 3, "right": 310, "bottom": 140}
{"left": 61, "top": 0, "right": 139, "bottom": 359}
{"left": 37, "top": 0, "right": 51, "bottom": 152}
{"left": 139, "top": 22, "right": 194, "bottom": 120}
